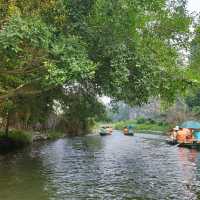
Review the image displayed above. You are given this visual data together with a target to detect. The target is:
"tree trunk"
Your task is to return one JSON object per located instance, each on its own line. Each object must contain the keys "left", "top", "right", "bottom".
{"left": 5, "top": 112, "right": 10, "bottom": 137}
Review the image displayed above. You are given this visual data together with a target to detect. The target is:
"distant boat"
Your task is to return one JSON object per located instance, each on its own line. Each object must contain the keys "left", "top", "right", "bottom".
{"left": 123, "top": 125, "right": 134, "bottom": 136}
{"left": 99, "top": 126, "right": 112, "bottom": 136}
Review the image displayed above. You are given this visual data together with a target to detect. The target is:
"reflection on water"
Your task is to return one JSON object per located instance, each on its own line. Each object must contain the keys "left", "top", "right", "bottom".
{"left": 0, "top": 132, "right": 200, "bottom": 199}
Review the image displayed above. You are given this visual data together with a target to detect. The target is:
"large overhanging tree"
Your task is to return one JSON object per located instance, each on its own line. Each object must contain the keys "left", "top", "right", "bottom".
{"left": 183, "top": 17, "right": 200, "bottom": 117}
{"left": 0, "top": 0, "right": 194, "bottom": 132}
{"left": 0, "top": 0, "right": 192, "bottom": 101}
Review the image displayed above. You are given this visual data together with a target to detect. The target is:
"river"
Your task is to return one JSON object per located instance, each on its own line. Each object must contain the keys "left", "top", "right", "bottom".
{"left": 0, "top": 132, "right": 200, "bottom": 200}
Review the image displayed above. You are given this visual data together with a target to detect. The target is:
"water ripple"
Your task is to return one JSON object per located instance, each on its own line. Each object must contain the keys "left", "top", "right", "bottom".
{"left": 0, "top": 132, "right": 200, "bottom": 200}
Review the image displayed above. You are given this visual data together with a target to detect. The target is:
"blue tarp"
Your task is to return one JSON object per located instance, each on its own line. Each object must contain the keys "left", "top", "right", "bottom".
{"left": 128, "top": 125, "right": 134, "bottom": 129}
{"left": 194, "top": 131, "right": 200, "bottom": 140}
{"left": 180, "top": 121, "right": 200, "bottom": 129}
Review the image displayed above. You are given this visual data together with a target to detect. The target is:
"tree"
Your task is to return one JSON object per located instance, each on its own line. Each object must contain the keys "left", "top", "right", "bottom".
{"left": 0, "top": 0, "right": 194, "bottom": 134}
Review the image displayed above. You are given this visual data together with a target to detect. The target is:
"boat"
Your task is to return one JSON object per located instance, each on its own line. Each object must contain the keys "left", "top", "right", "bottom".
{"left": 123, "top": 125, "right": 134, "bottom": 136}
{"left": 99, "top": 126, "right": 112, "bottom": 136}
{"left": 124, "top": 132, "right": 134, "bottom": 136}
{"left": 99, "top": 132, "right": 111, "bottom": 136}
{"left": 178, "top": 142, "right": 200, "bottom": 149}
{"left": 166, "top": 138, "right": 200, "bottom": 149}
{"left": 175, "top": 121, "right": 200, "bottom": 149}
{"left": 166, "top": 139, "right": 178, "bottom": 145}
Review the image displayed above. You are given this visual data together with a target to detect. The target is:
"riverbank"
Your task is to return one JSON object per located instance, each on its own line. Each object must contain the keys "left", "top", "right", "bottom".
{"left": 113, "top": 119, "right": 170, "bottom": 134}
{"left": 0, "top": 130, "right": 65, "bottom": 152}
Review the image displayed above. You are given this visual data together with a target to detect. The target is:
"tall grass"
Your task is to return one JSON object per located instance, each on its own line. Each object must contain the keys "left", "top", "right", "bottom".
{"left": 114, "top": 118, "right": 170, "bottom": 133}
{"left": 0, "top": 130, "right": 32, "bottom": 145}
{"left": 9, "top": 130, "right": 32, "bottom": 144}
{"left": 47, "top": 131, "right": 64, "bottom": 140}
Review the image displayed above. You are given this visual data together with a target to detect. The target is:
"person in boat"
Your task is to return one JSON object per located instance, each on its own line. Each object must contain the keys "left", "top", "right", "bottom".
{"left": 176, "top": 128, "right": 187, "bottom": 144}
{"left": 185, "top": 128, "right": 194, "bottom": 143}
{"left": 100, "top": 126, "right": 106, "bottom": 133}
{"left": 103, "top": 126, "right": 112, "bottom": 135}
{"left": 123, "top": 126, "right": 129, "bottom": 134}
{"left": 108, "top": 126, "right": 113, "bottom": 134}
{"left": 170, "top": 126, "right": 179, "bottom": 141}
{"left": 128, "top": 125, "right": 134, "bottom": 130}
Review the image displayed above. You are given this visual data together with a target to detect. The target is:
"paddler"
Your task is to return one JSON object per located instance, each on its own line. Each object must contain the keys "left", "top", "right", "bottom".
{"left": 176, "top": 128, "right": 187, "bottom": 144}
{"left": 124, "top": 126, "right": 128, "bottom": 134}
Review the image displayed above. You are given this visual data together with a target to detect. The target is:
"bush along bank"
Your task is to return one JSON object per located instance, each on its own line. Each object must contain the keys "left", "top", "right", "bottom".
{"left": 114, "top": 118, "right": 171, "bottom": 134}
{"left": 0, "top": 130, "right": 32, "bottom": 152}
{"left": 0, "top": 130, "right": 65, "bottom": 152}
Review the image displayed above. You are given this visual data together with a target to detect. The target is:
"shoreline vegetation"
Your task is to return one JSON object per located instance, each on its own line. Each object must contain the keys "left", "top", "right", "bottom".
{"left": 0, "top": 1, "right": 197, "bottom": 155}
{"left": 0, "top": 130, "right": 65, "bottom": 152}
{"left": 0, "top": 121, "right": 101, "bottom": 152}
{"left": 0, "top": 118, "right": 174, "bottom": 152}
{"left": 113, "top": 118, "right": 171, "bottom": 134}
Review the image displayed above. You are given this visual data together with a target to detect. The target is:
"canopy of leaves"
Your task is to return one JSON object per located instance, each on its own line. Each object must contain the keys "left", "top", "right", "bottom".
{"left": 0, "top": 0, "right": 194, "bottom": 133}
{"left": 0, "top": 0, "right": 192, "bottom": 102}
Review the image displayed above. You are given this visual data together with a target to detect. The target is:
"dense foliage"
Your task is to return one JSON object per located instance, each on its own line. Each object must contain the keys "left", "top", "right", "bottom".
{"left": 0, "top": 0, "right": 194, "bottom": 134}
{"left": 114, "top": 117, "right": 170, "bottom": 133}
{"left": 183, "top": 17, "right": 200, "bottom": 118}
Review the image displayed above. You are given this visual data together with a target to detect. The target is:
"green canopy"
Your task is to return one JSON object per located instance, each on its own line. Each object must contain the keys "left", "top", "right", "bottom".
{"left": 180, "top": 121, "right": 200, "bottom": 129}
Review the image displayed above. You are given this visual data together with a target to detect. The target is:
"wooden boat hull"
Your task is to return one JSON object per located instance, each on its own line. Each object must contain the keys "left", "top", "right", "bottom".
{"left": 124, "top": 132, "right": 134, "bottom": 136}
{"left": 99, "top": 132, "right": 111, "bottom": 136}
{"left": 178, "top": 143, "right": 200, "bottom": 149}
{"left": 166, "top": 139, "right": 178, "bottom": 145}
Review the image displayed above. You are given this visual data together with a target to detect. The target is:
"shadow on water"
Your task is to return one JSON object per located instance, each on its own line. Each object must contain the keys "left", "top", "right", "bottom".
{"left": 1, "top": 132, "right": 200, "bottom": 199}
{"left": 0, "top": 139, "right": 28, "bottom": 155}
{"left": 0, "top": 146, "right": 50, "bottom": 200}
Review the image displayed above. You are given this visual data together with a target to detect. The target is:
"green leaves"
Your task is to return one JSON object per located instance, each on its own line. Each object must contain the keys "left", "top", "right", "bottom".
{"left": 0, "top": 15, "right": 53, "bottom": 100}
{"left": 0, "top": 16, "right": 51, "bottom": 52}
{"left": 85, "top": 0, "right": 192, "bottom": 104}
{"left": 0, "top": 0, "right": 191, "bottom": 105}
{"left": 0, "top": 0, "right": 194, "bottom": 132}
{"left": 46, "top": 36, "right": 96, "bottom": 86}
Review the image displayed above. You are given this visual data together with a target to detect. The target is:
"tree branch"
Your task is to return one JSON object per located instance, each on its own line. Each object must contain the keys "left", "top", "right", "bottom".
{"left": 0, "top": 65, "right": 45, "bottom": 75}
{"left": 0, "top": 82, "right": 58, "bottom": 101}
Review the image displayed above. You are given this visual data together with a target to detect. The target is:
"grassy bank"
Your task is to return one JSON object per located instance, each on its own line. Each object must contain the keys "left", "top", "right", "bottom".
{"left": 0, "top": 130, "right": 32, "bottom": 144}
{"left": 113, "top": 118, "right": 170, "bottom": 134}
{"left": 0, "top": 130, "right": 65, "bottom": 151}
{"left": 46, "top": 131, "right": 65, "bottom": 140}
{"left": 0, "top": 130, "right": 32, "bottom": 152}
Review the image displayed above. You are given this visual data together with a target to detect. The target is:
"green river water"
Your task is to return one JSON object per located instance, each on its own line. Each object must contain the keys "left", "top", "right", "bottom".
{"left": 0, "top": 131, "right": 200, "bottom": 200}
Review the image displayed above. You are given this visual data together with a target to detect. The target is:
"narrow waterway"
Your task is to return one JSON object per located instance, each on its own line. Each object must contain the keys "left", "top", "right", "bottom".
{"left": 0, "top": 132, "right": 200, "bottom": 200}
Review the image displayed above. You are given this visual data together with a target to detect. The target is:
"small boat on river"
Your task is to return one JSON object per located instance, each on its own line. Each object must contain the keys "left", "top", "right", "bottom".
{"left": 178, "top": 142, "right": 200, "bottom": 149}
{"left": 167, "top": 121, "right": 200, "bottom": 149}
{"left": 123, "top": 125, "right": 134, "bottom": 136}
{"left": 99, "top": 126, "right": 112, "bottom": 136}
{"left": 166, "top": 139, "right": 178, "bottom": 145}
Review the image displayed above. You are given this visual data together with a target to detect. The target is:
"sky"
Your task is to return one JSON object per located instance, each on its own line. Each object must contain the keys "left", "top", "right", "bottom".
{"left": 188, "top": 0, "right": 200, "bottom": 12}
